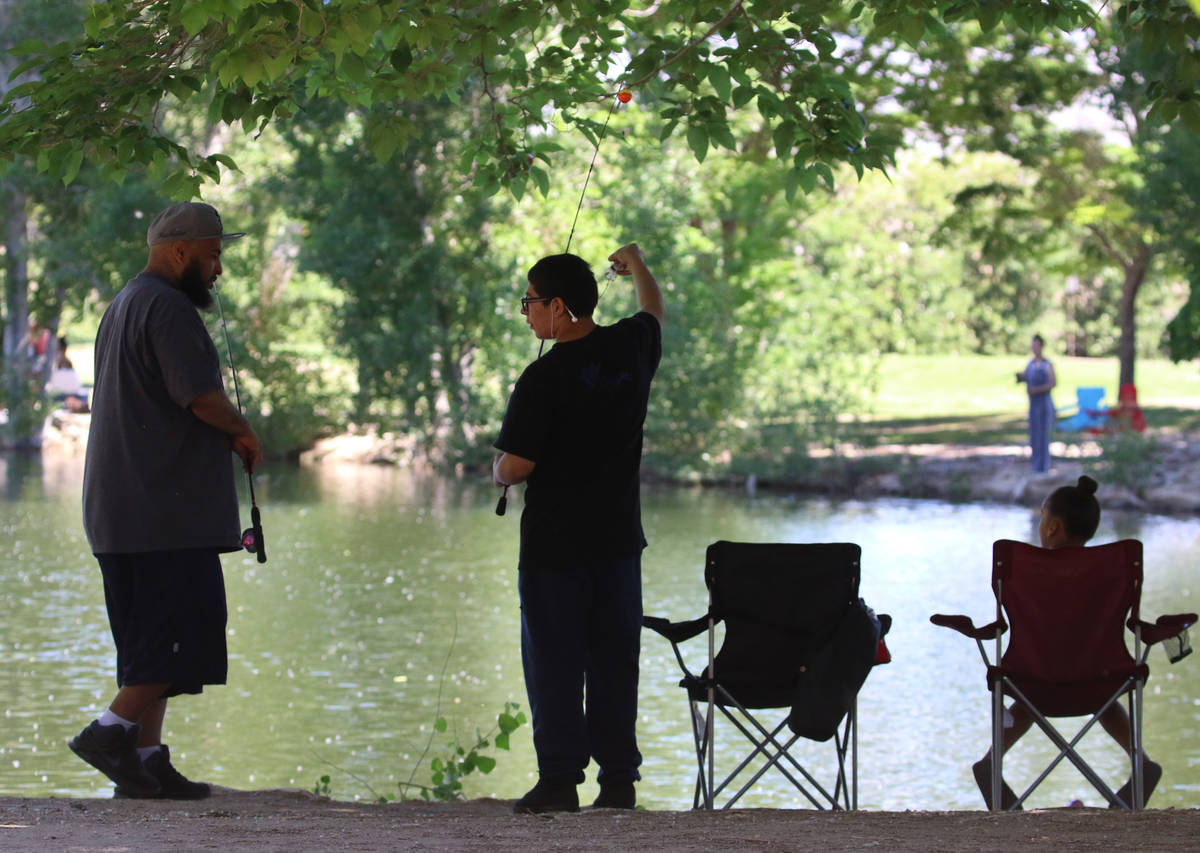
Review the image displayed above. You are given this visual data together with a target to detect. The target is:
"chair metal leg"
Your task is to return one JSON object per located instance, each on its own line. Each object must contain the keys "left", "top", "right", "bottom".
{"left": 991, "top": 678, "right": 1004, "bottom": 811}
{"left": 688, "top": 699, "right": 711, "bottom": 809}
{"left": 1132, "top": 678, "right": 1145, "bottom": 810}
{"left": 991, "top": 581, "right": 1004, "bottom": 812}
{"left": 851, "top": 698, "right": 858, "bottom": 810}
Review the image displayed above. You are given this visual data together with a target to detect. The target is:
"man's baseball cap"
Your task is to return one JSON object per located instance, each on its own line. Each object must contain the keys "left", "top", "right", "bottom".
{"left": 146, "top": 201, "right": 246, "bottom": 246}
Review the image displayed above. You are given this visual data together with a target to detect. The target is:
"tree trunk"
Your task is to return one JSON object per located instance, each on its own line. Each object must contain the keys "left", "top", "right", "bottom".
{"left": 1116, "top": 243, "right": 1152, "bottom": 389}
{"left": 1, "top": 0, "right": 45, "bottom": 449}
{"left": 1, "top": 181, "right": 41, "bottom": 449}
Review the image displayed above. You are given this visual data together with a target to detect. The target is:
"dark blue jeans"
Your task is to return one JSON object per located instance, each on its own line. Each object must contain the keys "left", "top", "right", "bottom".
{"left": 518, "top": 555, "right": 643, "bottom": 785}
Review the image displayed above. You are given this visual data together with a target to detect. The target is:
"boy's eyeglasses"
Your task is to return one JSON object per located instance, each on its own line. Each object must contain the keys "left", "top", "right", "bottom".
{"left": 520, "top": 296, "right": 552, "bottom": 313}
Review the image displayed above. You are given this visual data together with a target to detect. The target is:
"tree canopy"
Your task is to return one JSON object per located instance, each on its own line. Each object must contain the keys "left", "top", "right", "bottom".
{"left": 6, "top": 0, "right": 1195, "bottom": 200}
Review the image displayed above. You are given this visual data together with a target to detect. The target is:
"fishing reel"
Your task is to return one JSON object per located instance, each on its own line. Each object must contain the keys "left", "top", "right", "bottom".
{"left": 240, "top": 505, "right": 268, "bottom": 563}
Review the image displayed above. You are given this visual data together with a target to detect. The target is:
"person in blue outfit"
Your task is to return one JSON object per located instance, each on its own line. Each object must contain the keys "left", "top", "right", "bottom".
{"left": 493, "top": 243, "right": 664, "bottom": 814}
{"left": 1016, "top": 334, "right": 1056, "bottom": 473}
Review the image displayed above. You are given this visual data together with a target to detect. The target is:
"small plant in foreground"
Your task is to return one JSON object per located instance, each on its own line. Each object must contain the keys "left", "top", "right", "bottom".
{"left": 400, "top": 701, "right": 527, "bottom": 802}
{"left": 312, "top": 774, "right": 332, "bottom": 797}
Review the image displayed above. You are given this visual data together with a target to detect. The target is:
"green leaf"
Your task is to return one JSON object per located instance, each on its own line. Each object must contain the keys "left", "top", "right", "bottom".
{"left": 731, "top": 84, "right": 756, "bottom": 110}
{"left": 475, "top": 756, "right": 497, "bottom": 774}
{"left": 495, "top": 732, "right": 510, "bottom": 750}
{"left": 181, "top": 5, "right": 212, "bottom": 36}
{"left": 978, "top": 5, "right": 1000, "bottom": 32}
{"left": 9, "top": 57, "right": 46, "bottom": 81}
{"left": 783, "top": 167, "right": 801, "bottom": 203}
{"left": 530, "top": 165, "right": 550, "bottom": 196}
{"left": 1180, "top": 100, "right": 1200, "bottom": 134}
{"left": 707, "top": 63, "right": 732, "bottom": 102}
{"left": 798, "top": 165, "right": 818, "bottom": 194}
{"left": 391, "top": 44, "right": 413, "bottom": 71}
{"left": 686, "top": 124, "right": 709, "bottom": 162}
{"left": 711, "top": 123, "right": 738, "bottom": 152}
{"left": 434, "top": 717, "right": 448, "bottom": 733}
{"left": 1145, "top": 97, "right": 1179, "bottom": 125}
{"left": 902, "top": 14, "right": 926, "bottom": 47}
{"left": 300, "top": 7, "right": 324, "bottom": 37}
{"left": 61, "top": 149, "right": 84, "bottom": 185}
{"left": 814, "top": 162, "right": 835, "bottom": 191}
{"left": 209, "top": 153, "right": 240, "bottom": 171}
{"left": 239, "top": 58, "right": 265, "bottom": 89}
{"left": 8, "top": 39, "right": 48, "bottom": 58}
{"left": 221, "top": 91, "right": 252, "bottom": 123}
{"left": 340, "top": 53, "right": 367, "bottom": 83}
{"left": 773, "top": 120, "right": 795, "bottom": 159}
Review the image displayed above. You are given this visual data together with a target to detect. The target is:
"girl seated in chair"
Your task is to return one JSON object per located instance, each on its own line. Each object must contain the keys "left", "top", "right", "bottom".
{"left": 972, "top": 475, "right": 1162, "bottom": 809}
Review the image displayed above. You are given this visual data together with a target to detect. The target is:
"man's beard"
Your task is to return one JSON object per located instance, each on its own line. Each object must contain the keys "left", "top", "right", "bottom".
{"left": 179, "top": 258, "right": 214, "bottom": 309}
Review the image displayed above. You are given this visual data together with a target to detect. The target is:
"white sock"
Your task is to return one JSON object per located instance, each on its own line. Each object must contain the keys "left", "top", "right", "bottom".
{"left": 97, "top": 710, "right": 136, "bottom": 731}
{"left": 137, "top": 745, "right": 163, "bottom": 761}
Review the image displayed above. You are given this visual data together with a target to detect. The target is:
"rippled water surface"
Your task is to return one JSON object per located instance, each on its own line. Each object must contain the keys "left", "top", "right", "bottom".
{"left": 2, "top": 455, "right": 1198, "bottom": 810}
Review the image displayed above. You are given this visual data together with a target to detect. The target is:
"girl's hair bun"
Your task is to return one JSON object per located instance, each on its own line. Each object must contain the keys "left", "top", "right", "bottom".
{"left": 1076, "top": 475, "right": 1099, "bottom": 496}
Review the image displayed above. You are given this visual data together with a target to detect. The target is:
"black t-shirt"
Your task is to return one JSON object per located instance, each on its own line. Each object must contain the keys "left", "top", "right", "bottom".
{"left": 495, "top": 312, "right": 662, "bottom": 571}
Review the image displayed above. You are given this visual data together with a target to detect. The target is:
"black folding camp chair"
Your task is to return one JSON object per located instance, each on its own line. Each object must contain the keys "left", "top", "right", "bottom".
{"left": 644, "top": 541, "right": 890, "bottom": 810}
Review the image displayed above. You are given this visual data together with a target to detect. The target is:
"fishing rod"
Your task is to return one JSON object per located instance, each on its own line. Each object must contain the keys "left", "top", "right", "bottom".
{"left": 496, "top": 88, "right": 631, "bottom": 518}
{"left": 214, "top": 288, "right": 268, "bottom": 563}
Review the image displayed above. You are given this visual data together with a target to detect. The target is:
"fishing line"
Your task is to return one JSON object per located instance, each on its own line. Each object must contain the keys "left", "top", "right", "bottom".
{"left": 564, "top": 90, "right": 627, "bottom": 255}
{"left": 214, "top": 288, "right": 268, "bottom": 563}
{"left": 496, "top": 88, "right": 630, "bottom": 518}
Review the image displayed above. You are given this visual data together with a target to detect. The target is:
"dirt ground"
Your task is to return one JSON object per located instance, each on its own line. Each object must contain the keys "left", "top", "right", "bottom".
{"left": 2, "top": 789, "right": 1199, "bottom": 852}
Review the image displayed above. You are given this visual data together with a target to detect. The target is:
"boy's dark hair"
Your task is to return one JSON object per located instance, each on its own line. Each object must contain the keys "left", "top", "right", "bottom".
{"left": 527, "top": 253, "right": 598, "bottom": 318}
{"left": 1032, "top": 333, "right": 1045, "bottom": 346}
{"left": 1045, "top": 475, "right": 1101, "bottom": 542}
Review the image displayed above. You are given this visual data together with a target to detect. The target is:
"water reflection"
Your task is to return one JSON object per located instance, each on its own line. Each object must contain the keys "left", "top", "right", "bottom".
{"left": 1, "top": 460, "right": 1197, "bottom": 810}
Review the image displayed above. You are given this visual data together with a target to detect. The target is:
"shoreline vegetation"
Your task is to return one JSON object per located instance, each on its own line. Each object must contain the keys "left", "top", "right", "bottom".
{"left": 3, "top": 789, "right": 1200, "bottom": 852}
{"left": 36, "top": 406, "right": 1200, "bottom": 516}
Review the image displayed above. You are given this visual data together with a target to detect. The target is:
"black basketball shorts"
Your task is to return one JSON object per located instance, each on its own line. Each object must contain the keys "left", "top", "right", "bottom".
{"left": 97, "top": 549, "right": 228, "bottom": 697}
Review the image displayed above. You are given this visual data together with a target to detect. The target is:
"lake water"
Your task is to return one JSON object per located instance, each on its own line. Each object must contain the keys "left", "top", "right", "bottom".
{"left": 2, "top": 455, "right": 1198, "bottom": 810}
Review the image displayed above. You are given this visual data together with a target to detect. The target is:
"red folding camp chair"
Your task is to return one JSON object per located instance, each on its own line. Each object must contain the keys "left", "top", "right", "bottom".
{"left": 932, "top": 539, "right": 1195, "bottom": 810}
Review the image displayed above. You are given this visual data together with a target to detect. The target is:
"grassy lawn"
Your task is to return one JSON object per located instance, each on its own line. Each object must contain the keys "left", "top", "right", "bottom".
{"left": 63, "top": 342, "right": 1199, "bottom": 450}
{"left": 849, "top": 354, "right": 1200, "bottom": 447}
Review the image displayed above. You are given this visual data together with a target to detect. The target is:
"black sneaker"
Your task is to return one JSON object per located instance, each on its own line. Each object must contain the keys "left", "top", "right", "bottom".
{"left": 69, "top": 721, "right": 161, "bottom": 797}
{"left": 513, "top": 778, "right": 579, "bottom": 814}
{"left": 114, "top": 745, "right": 211, "bottom": 800}
{"left": 592, "top": 781, "right": 636, "bottom": 809}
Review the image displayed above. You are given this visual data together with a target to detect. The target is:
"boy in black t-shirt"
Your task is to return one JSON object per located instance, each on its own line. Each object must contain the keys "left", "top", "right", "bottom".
{"left": 494, "top": 244, "right": 664, "bottom": 814}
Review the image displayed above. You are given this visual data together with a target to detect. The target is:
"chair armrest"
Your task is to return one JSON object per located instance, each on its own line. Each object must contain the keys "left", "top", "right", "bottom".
{"left": 930, "top": 613, "right": 1006, "bottom": 640}
{"left": 1130, "top": 613, "right": 1197, "bottom": 645}
{"left": 642, "top": 614, "right": 715, "bottom": 644}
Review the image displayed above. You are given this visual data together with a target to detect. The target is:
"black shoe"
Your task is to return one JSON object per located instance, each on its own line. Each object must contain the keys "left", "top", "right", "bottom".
{"left": 69, "top": 721, "right": 161, "bottom": 797}
{"left": 513, "top": 778, "right": 579, "bottom": 814}
{"left": 592, "top": 782, "right": 636, "bottom": 809}
{"left": 114, "top": 745, "right": 211, "bottom": 800}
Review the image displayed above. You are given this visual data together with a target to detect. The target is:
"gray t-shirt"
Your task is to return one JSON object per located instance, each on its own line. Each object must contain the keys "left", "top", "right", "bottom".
{"left": 82, "top": 273, "right": 241, "bottom": 554}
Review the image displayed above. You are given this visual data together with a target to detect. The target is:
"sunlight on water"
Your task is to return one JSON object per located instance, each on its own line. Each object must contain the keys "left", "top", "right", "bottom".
{"left": 1, "top": 457, "right": 1197, "bottom": 811}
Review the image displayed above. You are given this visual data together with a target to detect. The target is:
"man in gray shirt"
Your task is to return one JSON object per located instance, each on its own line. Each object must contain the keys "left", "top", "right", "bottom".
{"left": 71, "top": 202, "right": 262, "bottom": 799}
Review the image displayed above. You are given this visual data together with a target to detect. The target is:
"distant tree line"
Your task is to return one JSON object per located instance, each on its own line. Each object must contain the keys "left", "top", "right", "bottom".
{"left": 1, "top": 0, "right": 1196, "bottom": 468}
